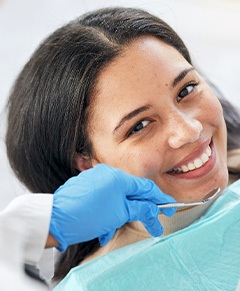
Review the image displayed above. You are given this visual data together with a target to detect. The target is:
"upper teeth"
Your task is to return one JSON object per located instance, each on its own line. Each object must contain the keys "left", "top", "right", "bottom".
{"left": 171, "top": 146, "right": 212, "bottom": 173}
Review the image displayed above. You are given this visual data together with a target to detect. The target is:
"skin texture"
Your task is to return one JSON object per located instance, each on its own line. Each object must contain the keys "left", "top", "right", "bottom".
{"left": 46, "top": 234, "right": 59, "bottom": 248}
{"left": 75, "top": 36, "right": 228, "bottom": 203}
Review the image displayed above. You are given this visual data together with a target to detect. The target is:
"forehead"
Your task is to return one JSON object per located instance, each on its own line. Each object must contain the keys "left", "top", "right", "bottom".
{"left": 90, "top": 36, "right": 190, "bottom": 123}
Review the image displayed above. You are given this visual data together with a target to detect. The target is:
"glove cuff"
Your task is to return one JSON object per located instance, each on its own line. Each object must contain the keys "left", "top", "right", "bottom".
{"left": 49, "top": 221, "right": 68, "bottom": 252}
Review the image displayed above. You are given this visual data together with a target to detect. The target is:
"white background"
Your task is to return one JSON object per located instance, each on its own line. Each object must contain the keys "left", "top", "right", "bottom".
{"left": 1, "top": 0, "right": 240, "bottom": 209}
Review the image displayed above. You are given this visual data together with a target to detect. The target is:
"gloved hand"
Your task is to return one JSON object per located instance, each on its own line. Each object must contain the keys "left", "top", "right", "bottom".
{"left": 49, "top": 164, "right": 176, "bottom": 252}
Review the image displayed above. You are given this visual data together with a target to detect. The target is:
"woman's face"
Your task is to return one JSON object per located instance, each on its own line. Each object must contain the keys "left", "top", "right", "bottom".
{"left": 85, "top": 36, "right": 228, "bottom": 202}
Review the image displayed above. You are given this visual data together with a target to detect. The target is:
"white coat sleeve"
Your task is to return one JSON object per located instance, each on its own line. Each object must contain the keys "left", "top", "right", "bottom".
{"left": 0, "top": 194, "right": 53, "bottom": 265}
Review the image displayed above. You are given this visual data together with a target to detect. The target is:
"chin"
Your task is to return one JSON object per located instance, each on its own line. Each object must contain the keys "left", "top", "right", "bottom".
{"left": 216, "top": 167, "right": 229, "bottom": 190}
{"left": 196, "top": 166, "right": 228, "bottom": 202}
{"left": 166, "top": 167, "right": 228, "bottom": 203}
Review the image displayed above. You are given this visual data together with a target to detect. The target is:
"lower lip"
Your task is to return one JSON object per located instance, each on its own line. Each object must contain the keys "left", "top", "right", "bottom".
{"left": 167, "top": 142, "right": 216, "bottom": 180}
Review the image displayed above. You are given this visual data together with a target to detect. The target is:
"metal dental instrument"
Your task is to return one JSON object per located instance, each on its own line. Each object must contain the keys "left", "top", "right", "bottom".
{"left": 158, "top": 187, "right": 221, "bottom": 209}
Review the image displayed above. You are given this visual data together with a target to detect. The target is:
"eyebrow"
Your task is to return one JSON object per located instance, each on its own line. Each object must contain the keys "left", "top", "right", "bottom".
{"left": 172, "top": 67, "right": 195, "bottom": 88}
{"left": 114, "top": 105, "right": 151, "bottom": 133}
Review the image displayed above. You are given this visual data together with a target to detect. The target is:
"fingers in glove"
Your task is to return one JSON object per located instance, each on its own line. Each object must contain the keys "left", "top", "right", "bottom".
{"left": 127, "top": 200, "right": 164, "bottom": 237}
{"left": 159, "top": 207, "right": 176, "bottom": 217}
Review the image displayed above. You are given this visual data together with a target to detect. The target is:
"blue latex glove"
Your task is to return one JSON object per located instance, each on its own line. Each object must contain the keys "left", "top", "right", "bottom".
{"left": 50, "top": 164, "right": 176, "bottom": 252}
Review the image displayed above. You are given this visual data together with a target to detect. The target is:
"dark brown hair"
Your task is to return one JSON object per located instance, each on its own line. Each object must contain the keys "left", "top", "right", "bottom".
{"left": 6, "top": 7, "right": 240, "bottom": 281}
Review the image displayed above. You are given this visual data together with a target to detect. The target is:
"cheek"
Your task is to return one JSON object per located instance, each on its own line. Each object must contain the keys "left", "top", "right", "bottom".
{"left": 115, "top": 147, "right": 163, "bottom": 180}
{"left": 201, "top": 88, "right": 223, "bottom": 125}
{"left": 202, "top": 94, "right": 227, "bottom": 147}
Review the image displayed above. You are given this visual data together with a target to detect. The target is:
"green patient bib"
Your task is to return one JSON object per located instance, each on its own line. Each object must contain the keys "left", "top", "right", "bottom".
{"left": 54, "top": 180, "right": 240, "bottom": 291}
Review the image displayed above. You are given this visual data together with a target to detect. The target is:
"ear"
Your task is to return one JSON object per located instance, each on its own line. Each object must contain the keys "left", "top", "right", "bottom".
{"left": 73, "top": 153, "right": 93, "bottom": 172}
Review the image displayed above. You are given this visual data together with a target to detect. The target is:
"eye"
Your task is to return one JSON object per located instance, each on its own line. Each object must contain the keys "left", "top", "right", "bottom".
{"left": 177, "top": 82, "right": 199, "bottom": 102}
{"left": 128, "top": 120, "right": 150, "bottom": 136}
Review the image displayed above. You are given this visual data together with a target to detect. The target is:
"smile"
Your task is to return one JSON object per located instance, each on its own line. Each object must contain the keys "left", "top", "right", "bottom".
{"left": 169, "top": 146, "right": 212, "bottom": 174}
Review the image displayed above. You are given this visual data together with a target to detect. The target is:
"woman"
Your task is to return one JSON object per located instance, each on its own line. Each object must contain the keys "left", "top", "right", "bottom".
{"left": 6, "top": 7, "right": 240, "bottom": 289}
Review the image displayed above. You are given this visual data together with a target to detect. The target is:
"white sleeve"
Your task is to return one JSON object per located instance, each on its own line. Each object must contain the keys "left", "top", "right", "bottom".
{"left": 0, "top": 194, "right": 53, "bottom": 265}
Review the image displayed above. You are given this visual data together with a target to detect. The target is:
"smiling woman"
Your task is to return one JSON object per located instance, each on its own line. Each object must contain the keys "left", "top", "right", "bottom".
{"left": 85, "top": 37, "right": 228, "bottom": 202}
{"left": 5, "top": 6, "right": 240, "bottom": 288}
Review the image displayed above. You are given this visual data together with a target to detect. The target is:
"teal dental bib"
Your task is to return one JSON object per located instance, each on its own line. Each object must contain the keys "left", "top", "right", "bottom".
{"left": 54, "top": 179, "right": 240, "bottom": 291}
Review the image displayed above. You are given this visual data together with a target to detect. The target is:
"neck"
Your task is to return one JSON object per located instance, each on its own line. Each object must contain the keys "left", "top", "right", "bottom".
{"left": 128, "top": 194, "right": 218, "bottom": 236}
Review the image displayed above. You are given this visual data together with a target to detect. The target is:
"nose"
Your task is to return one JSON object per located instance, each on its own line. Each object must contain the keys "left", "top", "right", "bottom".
{"left": 167, "top": 111, "right": 203, "bottom": 149}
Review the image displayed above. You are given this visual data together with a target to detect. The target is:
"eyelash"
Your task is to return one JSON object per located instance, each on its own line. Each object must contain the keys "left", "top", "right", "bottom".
{"left": 177, "top": 81, "right": 199, "bottom": 102}
{"left": 127, "top": 119, "right": 150, "bottom": 137}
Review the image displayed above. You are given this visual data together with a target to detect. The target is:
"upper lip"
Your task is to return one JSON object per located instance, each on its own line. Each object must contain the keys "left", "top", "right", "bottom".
{"left": 167, "top": 138, "right": 211, "bottom": 171}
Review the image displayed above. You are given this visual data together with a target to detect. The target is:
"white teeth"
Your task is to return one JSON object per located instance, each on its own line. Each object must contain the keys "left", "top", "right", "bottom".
{"left": 171, "top": 145, "right": 212, "bottom": 174}
{"left": 201, "top": 153, "right": 209, "bottom": 163}
{"left": 182, "top": 165, "right": 189, "bottom": 172}
{"left": 206, "top": 146, "right": 211, "bottom": 157}
{"left": 194, "top": 158, "right": 203, "bottom": 168}
{"left": 187, "top": 162, "right": 195, "bottom": 170}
